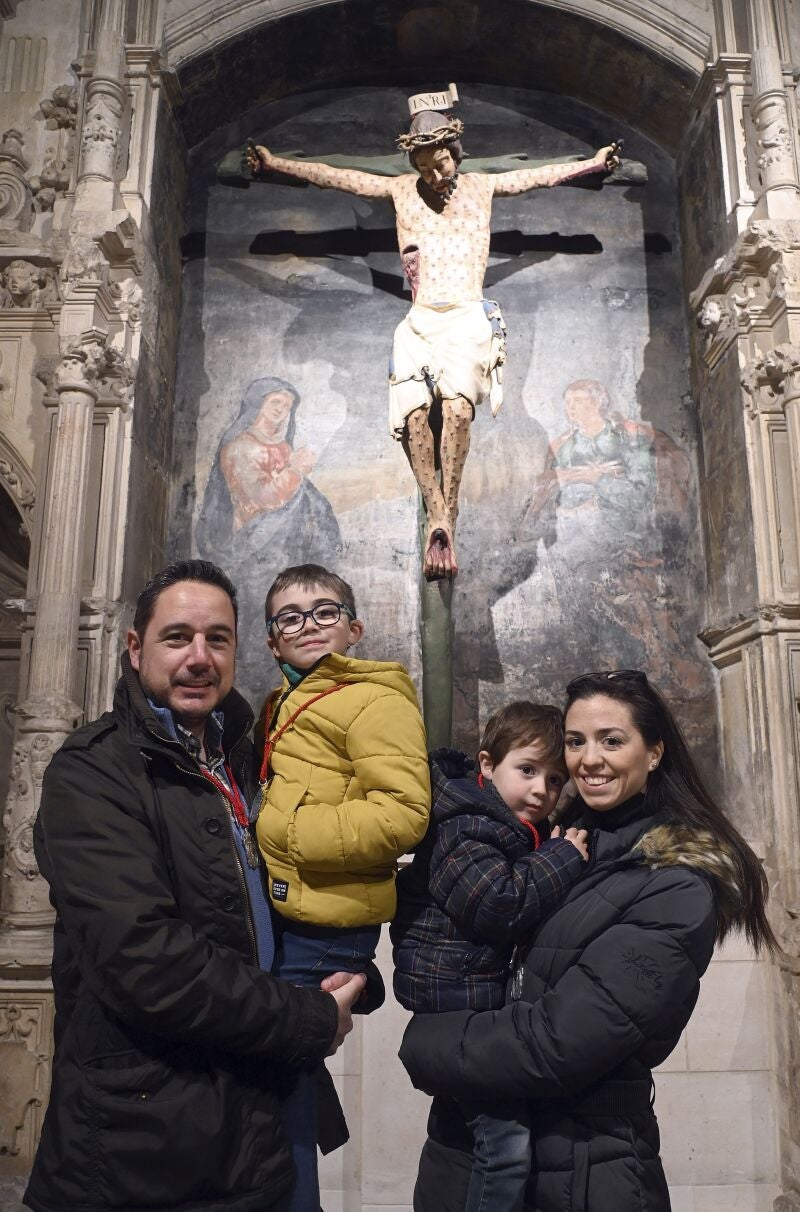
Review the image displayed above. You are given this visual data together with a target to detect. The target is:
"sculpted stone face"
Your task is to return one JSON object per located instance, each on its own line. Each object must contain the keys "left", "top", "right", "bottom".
{"left": 4, "top": 260, "right": 38, "bottom": 306}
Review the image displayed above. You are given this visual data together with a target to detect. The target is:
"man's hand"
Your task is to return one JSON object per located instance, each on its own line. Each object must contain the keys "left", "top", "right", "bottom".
{"left": 551, "top": 825, "right": 590, "bottom": 861}
{"left": 322, "top": 972, "right": 367, "bottom": 1056}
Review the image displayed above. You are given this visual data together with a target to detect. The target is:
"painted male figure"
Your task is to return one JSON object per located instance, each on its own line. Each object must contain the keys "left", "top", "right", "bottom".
{"left": 249, "top": 96, "right": 618, "bottom": 579}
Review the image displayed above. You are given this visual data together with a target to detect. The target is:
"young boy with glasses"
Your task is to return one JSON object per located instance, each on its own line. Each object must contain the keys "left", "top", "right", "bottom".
{"left": 257, "top": 563, "right": 430, "bottom": 1210}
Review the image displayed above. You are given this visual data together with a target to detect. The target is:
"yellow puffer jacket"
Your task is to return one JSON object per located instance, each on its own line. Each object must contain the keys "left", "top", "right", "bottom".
{"left": 255, "top": 652, "right": 431, "bottom": 927}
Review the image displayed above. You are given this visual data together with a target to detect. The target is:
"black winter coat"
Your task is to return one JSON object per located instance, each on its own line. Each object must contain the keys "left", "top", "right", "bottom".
{"left": 399, "top": 796, "right": 719, "bottom": 1212}
{"left": 25, "top": 657, "right": 338, "bottom": 1212}
{"left": 391, "top": 761, "right": 585, "bottom": 1011}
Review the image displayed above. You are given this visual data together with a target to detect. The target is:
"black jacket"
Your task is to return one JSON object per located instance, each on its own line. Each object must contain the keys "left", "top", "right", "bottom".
{"left": 391, "top": 760, "right": 584, "bottom": 1011}
{"left": 25, "top": 656, "right": 338, "bottom": 1212}
{"left": 399, "top": 796, "right": 720, "bottom": 1212}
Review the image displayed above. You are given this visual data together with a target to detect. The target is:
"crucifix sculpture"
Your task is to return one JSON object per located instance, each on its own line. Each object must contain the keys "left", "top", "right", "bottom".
{"left": 247, "top": 85, "right": 620, "bottom": 580}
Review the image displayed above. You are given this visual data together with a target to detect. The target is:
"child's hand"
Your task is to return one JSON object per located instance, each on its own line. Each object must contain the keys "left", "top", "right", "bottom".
{"left": 552, "top": 825, "right": 589, "bottom": 861}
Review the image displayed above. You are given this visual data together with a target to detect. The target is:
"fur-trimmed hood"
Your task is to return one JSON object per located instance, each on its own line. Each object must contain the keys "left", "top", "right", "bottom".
{"left": 635, "top": 823, "right": 745, "bottom": 942}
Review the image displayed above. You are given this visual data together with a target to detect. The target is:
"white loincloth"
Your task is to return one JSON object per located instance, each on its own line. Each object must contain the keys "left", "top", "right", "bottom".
{"left": 388, "top": 300, "right": 507, "bottom": 439}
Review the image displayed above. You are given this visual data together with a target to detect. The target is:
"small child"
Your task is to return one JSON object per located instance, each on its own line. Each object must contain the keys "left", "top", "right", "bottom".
{"left": 391, "top": 701, "right": 588, "bottom": 1212}
{"left": 256, "top": 563, "right": 430, "bottom": 1211}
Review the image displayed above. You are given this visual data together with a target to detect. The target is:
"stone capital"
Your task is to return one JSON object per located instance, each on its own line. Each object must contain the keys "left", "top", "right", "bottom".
{"left": 52, "top": 329, "right": 134, "bottom": 402}
{"left": 741, "top": 343, "right": 800, "bottom": 413}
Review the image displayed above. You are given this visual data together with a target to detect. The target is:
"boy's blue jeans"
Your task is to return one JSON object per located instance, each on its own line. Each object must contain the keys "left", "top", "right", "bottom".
{"left": 274, "top": 923, "right": 380, "bottom": 1212}
{"left": 462, "top": 1099, "right": 531, "bottom": 1212}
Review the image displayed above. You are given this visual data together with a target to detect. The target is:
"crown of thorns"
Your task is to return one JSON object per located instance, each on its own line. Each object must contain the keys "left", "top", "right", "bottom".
{"left": 396, "top": 117, "right": 464, "bottom": 152}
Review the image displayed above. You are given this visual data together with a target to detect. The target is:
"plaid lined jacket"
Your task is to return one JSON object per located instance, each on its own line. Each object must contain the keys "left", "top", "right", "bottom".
{"left": 390, "top": 758, "right": 586, "bottom": 1012}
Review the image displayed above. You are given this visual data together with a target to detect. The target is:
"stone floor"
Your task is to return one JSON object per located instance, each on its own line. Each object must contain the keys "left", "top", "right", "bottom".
{"left": 0, "top": 1177, "right": 26, "bottom": 1212}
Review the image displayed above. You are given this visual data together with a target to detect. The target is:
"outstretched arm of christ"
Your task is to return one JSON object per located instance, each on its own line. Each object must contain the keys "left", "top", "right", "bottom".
{"left": 249, "top": 143, "right": 394, "bottom": 200}
{"left": 492, "top": 142, "right": 620, "bottom": 197}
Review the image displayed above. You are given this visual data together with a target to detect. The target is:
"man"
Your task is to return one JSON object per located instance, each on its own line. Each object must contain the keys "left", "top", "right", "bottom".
{"left": 248, "top": 94, "right": 618, "bottom": 579}
{"left": 25, "top": 559, "right": 367, "bottom": 1212}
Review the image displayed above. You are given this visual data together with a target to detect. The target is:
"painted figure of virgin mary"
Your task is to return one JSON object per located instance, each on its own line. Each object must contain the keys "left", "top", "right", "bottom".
{"left": 197, "top": 376, "right": 341, "bottom": 699}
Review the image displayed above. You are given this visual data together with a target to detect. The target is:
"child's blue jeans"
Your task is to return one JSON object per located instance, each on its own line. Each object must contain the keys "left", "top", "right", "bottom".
{"left": 462, "top": 1099, "right": 531, "bottom": 1212}
{"left": 274, "top": 923, "right": 380, "bottom": 1212}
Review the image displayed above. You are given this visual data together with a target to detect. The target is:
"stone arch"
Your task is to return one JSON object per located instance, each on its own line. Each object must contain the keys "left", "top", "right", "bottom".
{"left": 172, "top": 0, "right": 701, "bottom": 155}
{"left": 165, "top": 0, "right": 710, "bottom": 79}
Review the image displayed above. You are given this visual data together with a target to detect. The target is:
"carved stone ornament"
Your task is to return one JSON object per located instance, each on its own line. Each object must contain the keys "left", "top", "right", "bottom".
{"left": 0, "top": 128, "right": 33, "bottom": 241}
{"left": 0, "top": 258, "right": 59, "bottom": 309}
{"left": 110, "top": 275, "right": 143, "bottom": 328}
{"left": 0, "top": 451, "right": 35, "bottom": 531}
{"left": 28, "top": 83, "right": 79, "bottom": 210}
{"left": 741, "top": 343, "right": 800, "bottom": 414}
{"left": 79, "top": 84, "right": 124, "bottom": 181}
{"left": 53, "top": 330, "right": 134, "bottom": 401}
{"left": 752, "top": 93, "right": 796, "bottom": 176}
{"left": 698, "top": 295, "right": 735, "bottom": 340}
{"left": 1, "top": 735, "right": 53, "bottom": 881}
{"left": 40, "top": 84, "right": 78, "bottom": 131}
{"left": 30, "top": 150, "right": 72, "bottom": 212}
{"left": 0, "top": 1003, "right": 40, "bottom": 1044}
{"left": 59, "top": 232, "right": 108, "bottom": 288}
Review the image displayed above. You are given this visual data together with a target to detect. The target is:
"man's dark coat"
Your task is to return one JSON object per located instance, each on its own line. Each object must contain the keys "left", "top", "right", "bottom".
{"left": 25, "top": 656, "right": 338, "bottom": 1212}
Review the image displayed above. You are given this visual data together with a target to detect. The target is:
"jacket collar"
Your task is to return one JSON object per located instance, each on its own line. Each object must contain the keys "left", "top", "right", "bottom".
{"left": 116, "top": 652, "right": 254, "bottom": 760}
{"left": 430, "top": 762, "right": 551, "bottom": 843}
{"left": 571, "top": 793, "right": 667, "bottom": 866}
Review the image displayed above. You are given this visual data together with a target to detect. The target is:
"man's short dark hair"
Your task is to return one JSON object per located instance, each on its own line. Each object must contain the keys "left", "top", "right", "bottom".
{"left": 479, "top": 701, "right": 565, "bottom": 769}
{"left": 133, "top": 560, "right": 238, "bottom": 638}
{"left": 265, "top": 563, "right": 357, "bottom": 626}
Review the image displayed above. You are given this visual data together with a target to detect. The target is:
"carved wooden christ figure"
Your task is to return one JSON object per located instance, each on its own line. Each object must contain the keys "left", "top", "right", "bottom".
{"left": 248, "top": 91, "right": 619, "bottom": 580}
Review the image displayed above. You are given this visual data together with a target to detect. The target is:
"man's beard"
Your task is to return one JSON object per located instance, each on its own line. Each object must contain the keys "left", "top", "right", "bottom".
{"left": 421, "top": 171, "right": 459, "bottom": 208}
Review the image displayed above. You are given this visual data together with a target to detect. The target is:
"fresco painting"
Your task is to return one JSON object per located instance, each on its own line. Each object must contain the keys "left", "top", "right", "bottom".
{"left": 196, "top": 377, "right": 341, "bottom": 701}
{"left": 172, "top": 84, "right": 715, "bottom": 761}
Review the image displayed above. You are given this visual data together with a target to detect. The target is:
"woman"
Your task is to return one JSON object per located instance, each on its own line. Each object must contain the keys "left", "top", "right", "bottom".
{"left": 197, "top": 376, "right": 338, "bottom": 560}
{"left": 399, "top": 670, "right": 775, "bottom": 1211}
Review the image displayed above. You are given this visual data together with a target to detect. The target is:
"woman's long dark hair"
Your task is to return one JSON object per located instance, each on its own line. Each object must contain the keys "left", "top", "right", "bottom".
{"left": 565, "top": 672, "right": 777, "bottom": 954}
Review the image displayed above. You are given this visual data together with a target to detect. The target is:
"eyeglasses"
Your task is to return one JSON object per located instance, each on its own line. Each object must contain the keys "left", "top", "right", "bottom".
{"left": 267, "top": 602, "right": 355, "bottom": 637}
{"left": 565, "top": 669, "right": 648, "bottom": 695}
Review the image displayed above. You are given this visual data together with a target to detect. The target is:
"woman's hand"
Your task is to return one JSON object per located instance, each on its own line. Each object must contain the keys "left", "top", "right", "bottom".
{"left": 551, "top": 825, "right": 589, "bottom": 861}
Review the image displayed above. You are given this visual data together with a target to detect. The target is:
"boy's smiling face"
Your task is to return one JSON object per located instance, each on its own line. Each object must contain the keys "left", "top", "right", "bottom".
{"left": 267, "top": 582, "right": 364, "bottom": 670}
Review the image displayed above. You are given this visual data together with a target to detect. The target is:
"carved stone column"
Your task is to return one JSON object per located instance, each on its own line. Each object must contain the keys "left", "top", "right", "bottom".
{"left": 0, "top": 332, "right": 131, "bottom": 957}
{"left": 74, "top": 0, "right": 128, "bottom": 216}
{"left": 747, "top": 0, "right": 800, "bottom": 218}
{"left": 690, "top": 206, "right": 800, "bottom": 1209}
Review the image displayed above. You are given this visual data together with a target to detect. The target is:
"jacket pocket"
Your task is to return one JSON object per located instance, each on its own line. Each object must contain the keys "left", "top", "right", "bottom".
{"left": 85, "top": 1052, "right": 189, "bottom": 1101}
{"left": 82, "top": 1052, "right": 288, "bottom": 1208}
{"left": 259, "top": 767, "right": 311, "bottom": 858}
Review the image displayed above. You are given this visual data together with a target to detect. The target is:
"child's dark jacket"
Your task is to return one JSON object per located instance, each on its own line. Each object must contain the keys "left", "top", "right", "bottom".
{"left": 391, "top": 756, "right": 585, "bottom": 1012}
